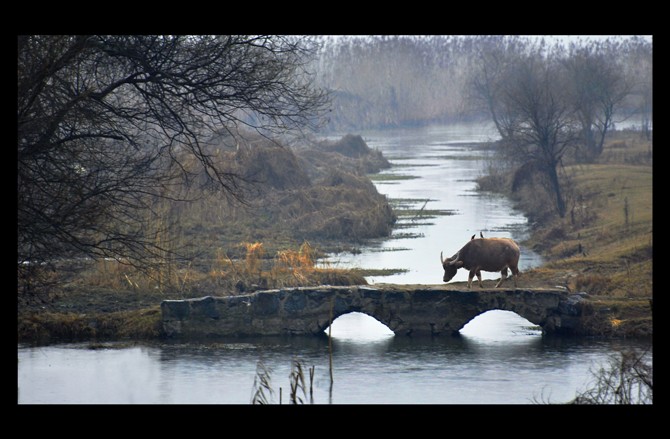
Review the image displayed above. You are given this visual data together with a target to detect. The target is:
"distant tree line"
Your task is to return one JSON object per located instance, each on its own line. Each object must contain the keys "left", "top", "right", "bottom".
{"left": 314, "top": 35, "right": 652, "bottom": 136}
{"left": 314, "top": 35, "right": 473, "bottom": 129}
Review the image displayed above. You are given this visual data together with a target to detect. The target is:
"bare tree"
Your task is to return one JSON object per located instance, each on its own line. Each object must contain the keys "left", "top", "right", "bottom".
{"left": 571, "top": 349, "right": 652, "bottom": 405}
{"left": 17, "top": 35, "right": 329, "bottom": 294}
{"left": 469, "top": 35, "right": 529, "bottom": 140}
{"left": 497, "top": 53, "right": 580, "bottom": 218}
{"left": 563, "top": 40, "right": 633, "bottom": 161}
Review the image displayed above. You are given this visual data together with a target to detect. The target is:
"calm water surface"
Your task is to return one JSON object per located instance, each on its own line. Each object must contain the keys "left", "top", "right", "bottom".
{"left": 323, "top": 123, "right": 543, "bottom": 284}
{"left": 17, "top": 123, "right": 652, "bottom": 404}
{"left": 18, "top": 312, "right": 651, "bottom": 404}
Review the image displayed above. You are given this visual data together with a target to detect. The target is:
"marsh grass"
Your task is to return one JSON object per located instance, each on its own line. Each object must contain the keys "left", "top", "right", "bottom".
{"left": 251, "top": 360, "right": 274, "bottom": 405}
{"left": 368, "top": 174, "right": 419, "bottom": 183}
{"left": 18, "top": 237, "right": 371, "bottom": 342}
{"left": 17, "top": 307, "right": 162, "bottom": 342}
{"left": 251, "top": 358, "right": 315, "bottom": 404}
{"left": 388, "top": 198, "right": 455, "bottom": 220}
{"left": 289, "top": 358, "right": 308, "bottom": 404}
{"left": 68, "top": 132, "right": 397, "bottom": 292}
{"left": 77, "top": 240, "right": 368, "bottom": 297}
{"left": 574, "top": 273, "right": 611, "bottom": 295}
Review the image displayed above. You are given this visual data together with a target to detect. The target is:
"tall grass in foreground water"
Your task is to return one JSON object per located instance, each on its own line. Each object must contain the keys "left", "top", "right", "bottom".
{"left": 251, "top": 358, "right": 317, "bottom": 404}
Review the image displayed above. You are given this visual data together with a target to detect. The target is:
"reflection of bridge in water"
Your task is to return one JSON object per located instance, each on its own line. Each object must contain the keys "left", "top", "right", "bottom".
{"left": 161, "top": 284, "right": 583, "bottom": 338}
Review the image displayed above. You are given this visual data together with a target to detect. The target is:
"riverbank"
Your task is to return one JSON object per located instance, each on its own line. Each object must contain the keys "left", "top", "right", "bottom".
{"left": 477, "top": 129, "right": 652, "bottom": 337}
{"left": 17, "top": 129, "right": 652, "bottom": 343}
{"left": 17, "top": 133, "right": 396, "bottom": 344}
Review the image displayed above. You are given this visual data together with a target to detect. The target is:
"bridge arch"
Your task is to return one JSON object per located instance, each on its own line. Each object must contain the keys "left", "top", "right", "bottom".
{"left": 313, "top": 292, "right": 402, "bottom": 335}
{"left": 460, "top": 309, "right": 542, "bottom": 338}
{"left": 161, "top": 285, "right": 567, "bottom": 338}
{"left": 325, "top": 311, "right": 395, "bottom": 339}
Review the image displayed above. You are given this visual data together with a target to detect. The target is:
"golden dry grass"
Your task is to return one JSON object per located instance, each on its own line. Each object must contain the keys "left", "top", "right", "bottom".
{"left": 523, "top": 130, "right": 652, "bottom": 302}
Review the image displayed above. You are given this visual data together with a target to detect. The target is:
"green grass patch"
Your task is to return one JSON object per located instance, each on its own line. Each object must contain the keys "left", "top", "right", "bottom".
{"left": 389, "top": 197, "right": 436, "bottom": 208}
{"left": 394, "top": 222, "right": 435, "bottom": 228}
{"left": 367, "top": 247, "right": 411, "bottom": 253}
{"left": 395, "top": 209, "right": 456, "bottom": 218}
{"left": 390, "top": 232, "right": 424, "bottom": 239}
{"left": 387, "top": 163, "right": 439, "bottom": 168}
{"left": 389, "top": 197, "right": 456, "bottom": 220}
{"left": 368, "top": 174, "right": 420, "bottom": 182}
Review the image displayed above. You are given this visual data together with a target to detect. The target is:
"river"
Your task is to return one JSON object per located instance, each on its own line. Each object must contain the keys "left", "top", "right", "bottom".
{"left": 323, "top": 122, "right": 543, "bottom": 283}
{"left": 17, "top": 123, "right": 652, "bottom": 404}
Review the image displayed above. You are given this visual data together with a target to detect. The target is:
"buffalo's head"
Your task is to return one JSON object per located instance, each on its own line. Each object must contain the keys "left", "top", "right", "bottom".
{"left": 440, "top": 251, "right": 463, "bottom": 282}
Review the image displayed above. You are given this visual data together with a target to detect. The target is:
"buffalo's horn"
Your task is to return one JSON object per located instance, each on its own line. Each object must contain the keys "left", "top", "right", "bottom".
{"left": 448, "top": 251, "right": 460, "bottom": 265}
{"left": 440, "top": 251, "right": 444, "bottom": 265}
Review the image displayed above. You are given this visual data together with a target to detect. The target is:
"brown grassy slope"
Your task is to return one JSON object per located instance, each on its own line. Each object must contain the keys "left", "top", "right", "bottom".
{"left": 17, "top": 133, "right": 395, "bottom": 344}
{"left": 479, "top": 130, "right": 652, "bottom": 336}
{"left": 170, "top": 133, "right": 395, "bottom": 260}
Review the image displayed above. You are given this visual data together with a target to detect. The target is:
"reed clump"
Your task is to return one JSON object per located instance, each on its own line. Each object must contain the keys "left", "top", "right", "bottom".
{"left": 251, "top": 358, "right": 316, "bottom": 404}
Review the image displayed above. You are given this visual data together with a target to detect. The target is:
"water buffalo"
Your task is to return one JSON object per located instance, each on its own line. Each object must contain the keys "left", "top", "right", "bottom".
{"left": 440, "top": 237, "right": 520, "bottom": 288}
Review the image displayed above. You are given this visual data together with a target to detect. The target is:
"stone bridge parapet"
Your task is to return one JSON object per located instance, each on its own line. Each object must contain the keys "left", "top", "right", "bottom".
{"left": 161, "top": 284, "right": 578, "bottom": 338}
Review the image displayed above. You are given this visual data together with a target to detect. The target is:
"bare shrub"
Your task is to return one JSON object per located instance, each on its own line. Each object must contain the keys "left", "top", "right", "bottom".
{"left": 571, "top": 349, "right": 652, "bottom": 404}
{"left": 575, "top": 273, "right": 611, "bottom": 295}
{"left": 476, "top": 173, "right": 507, "bottom": 192}
{"left": 18, "top": 36, "right": 328, "bottom": 294}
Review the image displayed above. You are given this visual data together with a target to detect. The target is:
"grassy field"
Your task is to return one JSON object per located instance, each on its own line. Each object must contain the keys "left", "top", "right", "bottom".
{"left": 493, "top": 130, "right": 653, "bottom": 336}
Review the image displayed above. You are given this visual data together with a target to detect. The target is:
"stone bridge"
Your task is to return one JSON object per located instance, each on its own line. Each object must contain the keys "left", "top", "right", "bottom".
{"left": 161, "top": 284, "right": 586, "bottom": 338}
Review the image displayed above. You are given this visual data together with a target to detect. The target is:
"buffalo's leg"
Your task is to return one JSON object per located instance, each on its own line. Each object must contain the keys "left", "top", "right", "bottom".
{"left": 468, "top": 270, "right": 483, "bottom": 289}
{"left": 495, "top": 268, "right": 509, "bottom": 288}
{"left": 511, "top": 267, "right": 519, "bottom": 288}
